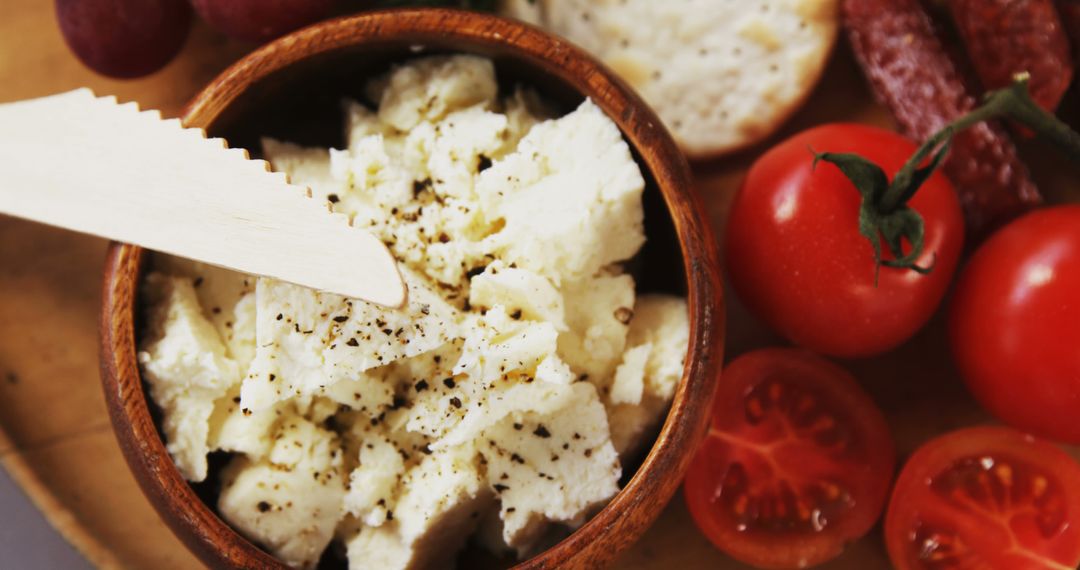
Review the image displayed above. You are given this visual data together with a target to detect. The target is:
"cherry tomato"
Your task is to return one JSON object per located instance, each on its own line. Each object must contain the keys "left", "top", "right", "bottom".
{"left": 949, "top": 206, "right": 1080, "bottom": 444}
{"left": 886, "top": 426, "right": 1080, "bottom": 570}
{"left": 684, "top": 349, "right": 895, "bottom": 569}
{"left": 725, "top": 124, "right": 964, "bottom": 358}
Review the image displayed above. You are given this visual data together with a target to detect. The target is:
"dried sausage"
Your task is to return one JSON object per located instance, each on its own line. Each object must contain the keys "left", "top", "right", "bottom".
{"left": 949, "top": 0, "right": 1073, "bottom": 111}
{"left": 843, "top": 0, "right": 1041, "bottom": 238}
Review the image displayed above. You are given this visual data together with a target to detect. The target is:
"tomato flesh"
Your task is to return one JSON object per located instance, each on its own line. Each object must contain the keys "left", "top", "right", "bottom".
{"left": 685, "top": 349, "right": 895, "bottom": 569}
{"left": 725, "top": 124, "right": 964, "bottom": 358}
{"left": 886, "top": 427, "right": 1080, "bottom": 570}
{"left": 950, "top": 206, "right": 1080, "bottom": 444}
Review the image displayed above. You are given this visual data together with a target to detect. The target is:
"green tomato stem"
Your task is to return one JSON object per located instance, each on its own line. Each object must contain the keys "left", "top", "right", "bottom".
{"left": 880, "top": 75, "right": 1080, "bottom": 214}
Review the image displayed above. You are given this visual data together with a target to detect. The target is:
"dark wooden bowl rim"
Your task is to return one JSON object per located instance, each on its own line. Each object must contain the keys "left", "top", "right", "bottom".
{"left": 99, "top": 8, "right": 724, "bottom": 569}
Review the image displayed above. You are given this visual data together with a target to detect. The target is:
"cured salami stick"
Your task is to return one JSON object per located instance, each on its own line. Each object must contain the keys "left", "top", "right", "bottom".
{"left": 1058, "top": 0, "right": 1080, "bottom": 60}
{"left": 949, "top": 0, "right": 1073, "bottom": 112}
{"left": 843, "top": 0, "right": 1042, "bottom": 238}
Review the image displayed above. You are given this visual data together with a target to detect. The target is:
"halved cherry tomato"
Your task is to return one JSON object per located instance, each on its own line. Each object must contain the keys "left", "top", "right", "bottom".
{"left": 886, "top": 426, "right": 1080, "bottom": 570}
{"left": 725, "top": 124, "right": 964, "bottom": 358}
{"left": 949, "top": 205, "right": 1080, "bottom": 444}
{"left": 684, "top": 349, "right": 895, "bottom": 569}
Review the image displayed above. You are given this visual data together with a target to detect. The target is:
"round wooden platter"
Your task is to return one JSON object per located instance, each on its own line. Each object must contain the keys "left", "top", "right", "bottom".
{"left": 2, "top": 2, "right": 1078, "bottom": 569}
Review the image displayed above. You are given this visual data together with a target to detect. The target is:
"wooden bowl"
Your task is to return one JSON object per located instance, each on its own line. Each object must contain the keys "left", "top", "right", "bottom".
{"left": 99, "top": 8, "right": 724, "bottom": 569}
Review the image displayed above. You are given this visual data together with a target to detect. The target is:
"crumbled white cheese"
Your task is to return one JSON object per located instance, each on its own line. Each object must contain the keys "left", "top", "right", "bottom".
{"left": 626, "top": 294, "right": 689, "bottom": 402}
{"left": 241, "top": 267, "right": 460, "bottom": 412}
{"left": 218, "top": 416, "right": 345, "bottom": 569}
{"left": 344, "top": 444, "right": 492, "bottom": 569}
{"left": 453, "top": 306, "right": 560, "bottom": 385}
{"left": 606, "top": 295, "right": 689, "bottom": 458}
{"left": 475, "top": 100, "right": 646, "bottom": 286}
{"left": 558, "top": 273, "right": 635, "bottom": 381}
{"left": 138, "top": 274, "right": 241, "bottom": 482}
{"left": 369, "top": 55, "right": 499, "bottom": 132}
{"left": 140, "top": 54, "right": 689, "bottom": 569}
{"left": 610, "top": 343, "right": 651, "bottom": 406}
{"left": 343, "top": 433, "right": 404, "bottom": 526}
{"left": 207, "top": 385, "right": 282, "bottom": 460}
{"left": 469, "top": 261, "right": 566, "bottom": 330}
{"left": 481, "top": 382, "right": 620, "bottom": 550}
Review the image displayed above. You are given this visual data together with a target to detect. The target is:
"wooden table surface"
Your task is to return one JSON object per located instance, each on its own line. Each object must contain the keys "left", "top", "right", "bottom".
{"left": 2, "top": 1, "right": 1078, "bottom": 569}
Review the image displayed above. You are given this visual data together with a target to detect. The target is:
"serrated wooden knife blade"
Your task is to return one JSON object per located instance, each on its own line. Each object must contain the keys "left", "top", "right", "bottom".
{"left": 0, "top": 89, "right": 406, "bottom": 308}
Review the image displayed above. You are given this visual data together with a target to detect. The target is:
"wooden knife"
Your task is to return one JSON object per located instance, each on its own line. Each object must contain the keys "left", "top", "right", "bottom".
{"left": 0, "top": 89, "right": 406, "bottom": 308}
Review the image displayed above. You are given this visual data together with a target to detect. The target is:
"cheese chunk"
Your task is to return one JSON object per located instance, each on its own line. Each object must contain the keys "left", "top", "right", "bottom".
{"left": 218, "top": 416, "right": 345, "bottom": 569}
{"left": 607, "top": 295, "right": 689, "bottom": 458}
{"left": 627, "top": 295, "right": 689, "bottom": 402}
{"left": 610, "top": 343, "right": 651, "bottom": 406}
{"left": 345, "top": 445, "right": 492, "bottom": 570}
{"left": 476, "top": 99, "right": 645, "bottom": 285}
{"left": 138, "top": 274, "right": 241, "bottom": 482}
{"left": 147, "top": 258, "right": 256, "bottom": 367}
{"left": 241, "top": 268, "right": 459, "bottom": 411}
{"left": 345, "top": 526, "right": 413, "bottom": 570}
{"left": 370, "top": 55, "right": 499, "bottom": 132}
{"left": 558, "top": 274, "right": 635, "bottom": 381}
{"left": 344, "top": 434, "right": 405, "bottom": 527}
{"left": 453, "top": 307, "right": 560, "bottom": 385}
{"left": 469, "top": 261, "right": 566, "bottom": 330}
{"left": 481, "top": 382, "right": 621, "bottom": 550}
{"left": 404, "top": 308, "right": 564, "bottom": 442}
{"left": 435, "top": 366, "right": 577, "bottom": 451}
{"left": 207, "top": 385, "right": 283, "bottom": 460}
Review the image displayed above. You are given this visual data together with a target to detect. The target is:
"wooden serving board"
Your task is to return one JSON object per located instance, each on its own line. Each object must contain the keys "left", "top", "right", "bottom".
{"left": 1, "top": 2, "right": 1077, "bottom": 569}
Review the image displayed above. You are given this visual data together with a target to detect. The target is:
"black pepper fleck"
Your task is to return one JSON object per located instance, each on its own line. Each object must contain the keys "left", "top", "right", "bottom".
{"left": 533, "top": 425, "right": 551, "bottom": 438}
{"left": 477, "top": 154, "right": 492, "bottom": 172}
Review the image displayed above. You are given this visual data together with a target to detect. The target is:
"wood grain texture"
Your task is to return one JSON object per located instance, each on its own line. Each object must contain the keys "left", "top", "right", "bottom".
{"left": 100, "top": 9, "right": 722, "bottom": 570}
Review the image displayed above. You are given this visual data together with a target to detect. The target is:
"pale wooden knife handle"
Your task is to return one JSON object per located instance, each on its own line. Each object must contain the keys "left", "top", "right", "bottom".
{"left": 0, "top": 89, "right": 405, "bottom": 308}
